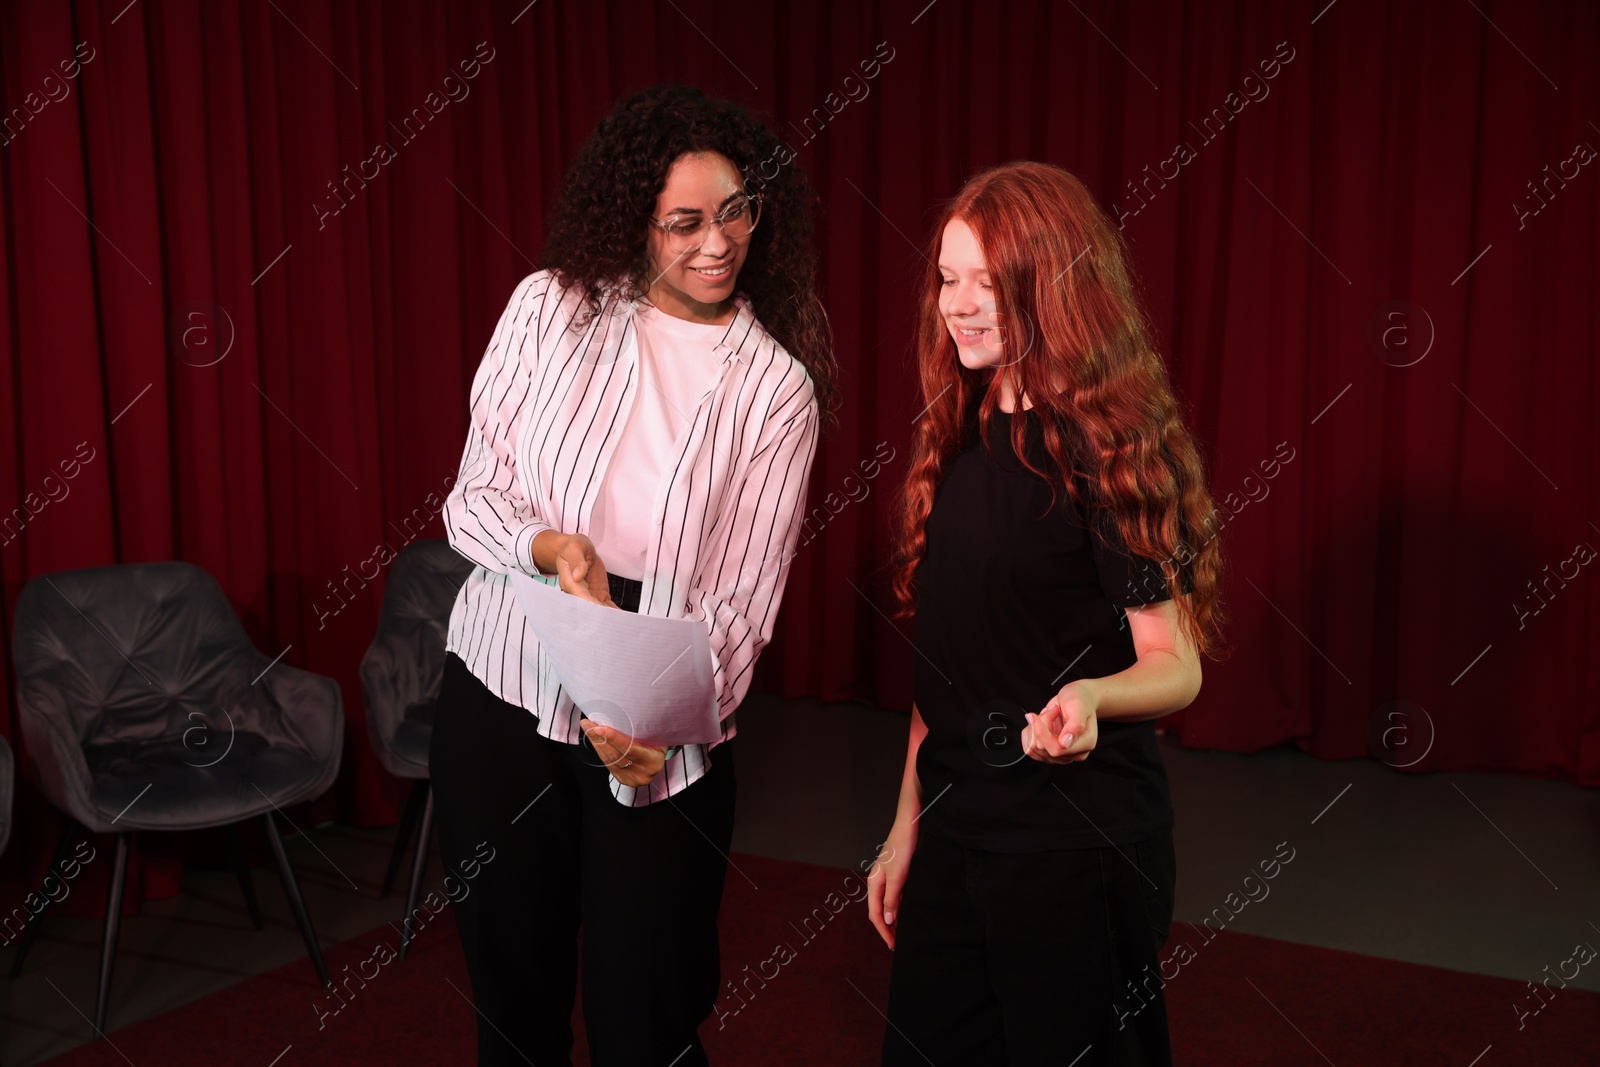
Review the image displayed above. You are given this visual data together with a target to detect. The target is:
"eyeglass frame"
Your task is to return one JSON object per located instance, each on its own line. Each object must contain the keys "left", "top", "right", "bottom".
{"left": 647, "top": 192, "right": 764, "bottom": 251}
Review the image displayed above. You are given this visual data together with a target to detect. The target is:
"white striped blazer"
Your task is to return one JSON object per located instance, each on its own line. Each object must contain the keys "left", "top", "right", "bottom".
{"left": 442, "top": 269, "right": 821, "bottom": 806}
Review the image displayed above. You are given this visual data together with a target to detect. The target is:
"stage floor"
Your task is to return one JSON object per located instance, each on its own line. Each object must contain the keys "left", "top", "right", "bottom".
{"left": 7, "top": 690, "right": 1597, "bottom": 1064}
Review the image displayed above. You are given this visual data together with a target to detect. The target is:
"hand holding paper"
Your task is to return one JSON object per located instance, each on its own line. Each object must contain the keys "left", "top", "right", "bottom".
{"left": 545, "top": 531, "right": 617, "bottom": 607}
{"left": 578, "top": 717, "right": 670, "bottom": 788}
{"left": 510, "top": 571, "right": 722, "bottom": 745}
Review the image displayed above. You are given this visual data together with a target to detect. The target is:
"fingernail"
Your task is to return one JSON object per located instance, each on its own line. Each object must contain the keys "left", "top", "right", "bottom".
{"left": 1062, "top": 733, "right": 1074, "bottom": 746}
{"left": 1025, "top": 712, "right": 1037, "bottom": 725}
{"left": 884, "top": 910, "right": 894, "bottom": 924}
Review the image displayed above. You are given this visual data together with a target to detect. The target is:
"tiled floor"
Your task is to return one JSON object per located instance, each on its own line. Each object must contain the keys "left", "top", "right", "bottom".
{"left": 3, "top": 692, "right": 1596, "bottom": 1064}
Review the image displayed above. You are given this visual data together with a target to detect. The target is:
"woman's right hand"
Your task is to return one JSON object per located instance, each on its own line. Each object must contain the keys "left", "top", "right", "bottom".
{"left": 867, "top": 818, "right": 917, "bottom": 950}
{"left": 546, "top": 533, "right": 617, "bottom": 608}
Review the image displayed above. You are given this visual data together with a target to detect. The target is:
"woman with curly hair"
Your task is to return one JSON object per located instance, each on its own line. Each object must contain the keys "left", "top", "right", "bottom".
{"left": 429, "top": 84, "right": 835, "bottom": 1066}
{"left": 866, "top": 162, "right": 1226, "bottom": 1065}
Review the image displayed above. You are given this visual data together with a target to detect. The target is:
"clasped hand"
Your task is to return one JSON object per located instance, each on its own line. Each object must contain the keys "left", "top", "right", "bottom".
{"left": 1021, "top": 679, "right": 1098, "bottom": 764}
{"left": 579, "top": 718, "right": 671, "bottom": 789}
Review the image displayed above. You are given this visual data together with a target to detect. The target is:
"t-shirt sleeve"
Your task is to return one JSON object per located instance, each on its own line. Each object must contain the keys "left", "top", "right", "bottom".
{"left": 1089, "top": 515, "right": 1195, "bottom": 608}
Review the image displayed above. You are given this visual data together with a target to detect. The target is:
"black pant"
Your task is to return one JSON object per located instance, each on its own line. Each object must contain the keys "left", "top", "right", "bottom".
{"left": 882, "top": 828, "right": 1176, "bottom": 1066}
{"left": 430, "top": 652, "right": 736, "bottom": 1067}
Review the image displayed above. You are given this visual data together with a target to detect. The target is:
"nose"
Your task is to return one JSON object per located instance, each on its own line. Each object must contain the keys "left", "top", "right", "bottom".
{"left": 698, "top": 220, "right": 732, "bottom": 259}
{"left": 945, "top": 282, "right": 982, "bottom": 317}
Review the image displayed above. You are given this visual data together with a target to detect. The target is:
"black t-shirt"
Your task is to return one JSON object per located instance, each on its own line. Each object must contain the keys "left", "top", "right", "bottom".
{"left": 913, "top": 402, "right": 1186, "bottom": 852}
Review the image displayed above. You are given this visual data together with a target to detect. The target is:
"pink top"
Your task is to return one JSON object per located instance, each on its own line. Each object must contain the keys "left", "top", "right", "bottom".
{"left": 588, "top": 301, "right": 728, "bottom": 580}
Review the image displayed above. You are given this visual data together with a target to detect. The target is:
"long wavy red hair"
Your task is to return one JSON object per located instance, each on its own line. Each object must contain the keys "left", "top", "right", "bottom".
{"left": 891, "top": 162, "right": 1228, "bottom": 659}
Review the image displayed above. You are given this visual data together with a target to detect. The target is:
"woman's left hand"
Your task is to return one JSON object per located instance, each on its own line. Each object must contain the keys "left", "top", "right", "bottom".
{"left": 579, "top": 717, "right": 671, "bottom": 788}
{"left": 1022, "top": 680, "right": 1099, "bottom": 764}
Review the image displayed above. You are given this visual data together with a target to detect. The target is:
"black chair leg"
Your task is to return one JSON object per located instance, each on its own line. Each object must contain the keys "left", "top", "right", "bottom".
{"left": 223, "top": 824, "right": 264, "bottom": 931}
{"left": 8, "top": 820, "right": 79, "bottom": 979}
{"left": 260, "top": 812, "right": 332, "bottom": 990}
{"left": 398, "top": 782, "right": 434, "bottom": 961}
{"left": 382, "top": 779, "right": 428, "bottom": 898}
{"left": 94, "top": 833, "right": 130, "bottom": 1036}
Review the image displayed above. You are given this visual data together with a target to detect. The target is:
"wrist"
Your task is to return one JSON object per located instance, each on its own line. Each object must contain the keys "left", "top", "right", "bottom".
{"left": 530, "top": 529, "right": 570, "bottom": 573}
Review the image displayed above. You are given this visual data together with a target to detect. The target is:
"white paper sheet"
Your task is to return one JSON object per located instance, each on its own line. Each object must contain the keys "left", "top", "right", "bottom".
{"left": 508, "top": 571, "right": 722, "bottom": 744}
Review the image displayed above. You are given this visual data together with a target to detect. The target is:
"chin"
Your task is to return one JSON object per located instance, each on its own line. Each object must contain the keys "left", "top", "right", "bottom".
{"left": 956, "top": 347, "right": 1001, "bottom": 371}
{"left": 695, "top": 279, "right": 737, "bottom": 300}
{"left": 680, "top": 266, "right": 740, "bottom": 299}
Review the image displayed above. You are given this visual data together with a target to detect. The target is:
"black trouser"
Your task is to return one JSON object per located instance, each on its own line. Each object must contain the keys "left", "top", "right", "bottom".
{"left": 882, "top": 827, "right": 1176, "bottom": 1066}
{"left": 430, "top": 640, "right": 736, "bottom": 1066}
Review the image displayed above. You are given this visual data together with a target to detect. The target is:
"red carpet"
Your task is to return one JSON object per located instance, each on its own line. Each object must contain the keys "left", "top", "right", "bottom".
{"left": 39, "top": 852, "right": 1600, "bottom": 1065}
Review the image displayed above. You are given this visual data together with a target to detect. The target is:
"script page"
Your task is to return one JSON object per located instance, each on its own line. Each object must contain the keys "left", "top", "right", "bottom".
{"left": 508, "top": 572, "right": 722, "bottom": 745}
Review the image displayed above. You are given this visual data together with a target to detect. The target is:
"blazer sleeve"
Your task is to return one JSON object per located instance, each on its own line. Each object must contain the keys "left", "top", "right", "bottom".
{"left": 690, "top": 362, "right": 821, "bottom": 719}
{"left": 442, "top": 272, "right": 558, "bottom": 576}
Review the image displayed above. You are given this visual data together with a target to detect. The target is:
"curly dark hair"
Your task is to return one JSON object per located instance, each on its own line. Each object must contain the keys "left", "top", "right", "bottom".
{"left": 540, "top": 84, "right": 839, "bottom": 433}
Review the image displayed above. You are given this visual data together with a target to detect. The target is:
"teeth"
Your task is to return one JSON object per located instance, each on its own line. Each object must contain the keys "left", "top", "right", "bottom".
{"left": 694, "top": 266, "right": 730, "bottom": 276}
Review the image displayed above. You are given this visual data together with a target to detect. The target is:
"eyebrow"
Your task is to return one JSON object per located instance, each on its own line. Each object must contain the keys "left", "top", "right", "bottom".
{"left": 663, "top": 191, "right": 747, "bottom": 216}
{"left": 935, "top": 263, "right": 990, "bottom": 274}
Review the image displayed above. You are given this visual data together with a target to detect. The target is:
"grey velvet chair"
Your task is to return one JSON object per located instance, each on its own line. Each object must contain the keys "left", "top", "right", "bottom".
{"left": 9, "top": 561, "right": 342, "bottom": 1033}
{"left": 359, "top": 538, "right": 471, "bottom": 960}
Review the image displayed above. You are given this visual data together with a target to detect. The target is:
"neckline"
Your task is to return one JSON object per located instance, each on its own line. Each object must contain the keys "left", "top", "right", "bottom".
{"left": 637, "top": 303, "right": 731, "bottom": 335}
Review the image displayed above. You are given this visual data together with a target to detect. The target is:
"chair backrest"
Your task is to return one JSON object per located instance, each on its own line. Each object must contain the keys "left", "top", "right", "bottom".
{"left": 374, "top": 539, "right": 474, "bottom": 646}
{"left": 359, "top": 539, "right": 472, "bottom": 759}
{"left": 366, "top": 537, "right": 473, "bottom": 723}
{"left": 12, "top": 562, "right": 259, "bottom": 748}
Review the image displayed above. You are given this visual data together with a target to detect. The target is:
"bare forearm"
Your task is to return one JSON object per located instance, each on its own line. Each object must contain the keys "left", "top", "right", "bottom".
{"left": 895, "top": 705, "right": 929, "bottom": 822}
{"left": 1088, "top": 648, "right": 1201, "bottom": 723}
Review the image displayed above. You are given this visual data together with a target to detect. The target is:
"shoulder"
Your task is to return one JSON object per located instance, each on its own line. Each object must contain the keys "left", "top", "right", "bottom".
{"left": 491, "top": 270, "right": 559, "bottom": 338}
{"left": 502, "top": 269, "right": 620, "bottom": 334}
{"left": 730, "top": 326, "right": 816, "bottom": 460}
{"left": 754, "top": 343, "right": 818, "bottom": 451}
{"left": 739, "top": 309, "right": 817, "bottom": 418}
{"left": 505, "top": 268, "right": 562, "bottom": 307}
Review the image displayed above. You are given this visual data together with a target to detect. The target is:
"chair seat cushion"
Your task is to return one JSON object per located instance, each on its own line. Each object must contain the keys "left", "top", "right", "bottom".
{"left": 84, "top": 731, "right": 330, "bottom": 832}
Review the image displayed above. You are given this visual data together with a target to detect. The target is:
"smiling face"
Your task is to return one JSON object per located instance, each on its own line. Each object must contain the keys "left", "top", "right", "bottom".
{"left": 937, "top": 217, "right": 1006, "bottom": 372}
{"left": 644, "top": 151, "right": 753, "bottom": 325}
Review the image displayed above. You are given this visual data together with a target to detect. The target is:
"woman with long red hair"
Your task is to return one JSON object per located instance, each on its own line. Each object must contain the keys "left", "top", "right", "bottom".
{"left": 866, "top": 161, "right": 1226, "bottom": 1065}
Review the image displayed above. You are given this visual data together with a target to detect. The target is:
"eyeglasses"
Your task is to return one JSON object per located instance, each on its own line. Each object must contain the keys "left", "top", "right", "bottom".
{"left": 649, "top": 193, "right": 763, "bottom": 254}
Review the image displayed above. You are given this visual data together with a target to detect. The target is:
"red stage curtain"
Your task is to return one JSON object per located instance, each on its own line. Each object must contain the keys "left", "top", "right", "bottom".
{"left": 1, "top": 0, "right": 1595, "bottom": 899}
